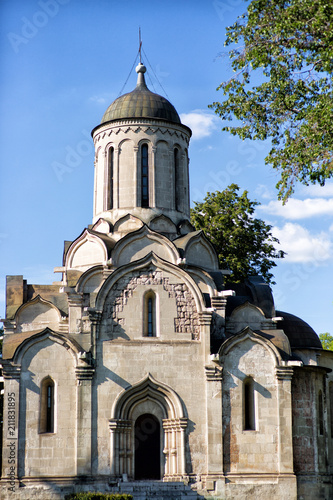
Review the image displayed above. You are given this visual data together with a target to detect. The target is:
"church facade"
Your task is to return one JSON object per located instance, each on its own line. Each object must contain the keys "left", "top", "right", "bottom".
{"left": 1, "top": 62, "right": 332, "bottom": 500}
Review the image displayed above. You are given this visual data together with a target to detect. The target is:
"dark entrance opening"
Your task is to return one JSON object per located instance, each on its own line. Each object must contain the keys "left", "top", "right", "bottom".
{"left": 134, "top": 413, "right": 161, "bottom": 480}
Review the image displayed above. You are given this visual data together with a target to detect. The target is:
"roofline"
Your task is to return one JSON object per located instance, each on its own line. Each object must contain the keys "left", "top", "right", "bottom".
{"left": 91, "top": 117, "right": 192, "bottom": 138}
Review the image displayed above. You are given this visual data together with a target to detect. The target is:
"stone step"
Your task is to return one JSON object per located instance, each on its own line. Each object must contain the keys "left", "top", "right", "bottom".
{"left": 112, "top": 480, "right": 199, "bottom": 499}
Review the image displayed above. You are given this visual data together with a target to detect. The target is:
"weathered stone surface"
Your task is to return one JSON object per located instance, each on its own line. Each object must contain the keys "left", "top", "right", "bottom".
{"left": 1, "top": 59, "right": 333, "bottom": 500}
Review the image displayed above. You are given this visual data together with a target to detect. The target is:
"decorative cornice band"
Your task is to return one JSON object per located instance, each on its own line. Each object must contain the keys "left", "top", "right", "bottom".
{"left": 109, "top": 419, "right": 132, "bottom": 431}
{"left": 275, "top": 367, "right": 294, "bottom": 380}
{"left": 199, "top": 311, "right": 212, "bottom": 326}
{"left": 88, "top": 309, "right": 102, "bottom": 324}
{"left": 2, "top": 362, "right": 21, "bottom": 379}
{"left": 75, "top": 366, "right": 95, "bottom": 380}
{"left": 205, "top": 365, "right": 223, "bottom": 382}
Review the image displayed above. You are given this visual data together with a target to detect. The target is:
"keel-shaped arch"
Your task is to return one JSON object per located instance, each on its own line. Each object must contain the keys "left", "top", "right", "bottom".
{"left": 109, "top": 373, "right": 188, "bottom": 481}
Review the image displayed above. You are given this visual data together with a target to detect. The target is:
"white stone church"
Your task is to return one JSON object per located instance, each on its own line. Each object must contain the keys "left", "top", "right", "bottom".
{"left": 1, "top": 62, "right": 333, "bottom": 500}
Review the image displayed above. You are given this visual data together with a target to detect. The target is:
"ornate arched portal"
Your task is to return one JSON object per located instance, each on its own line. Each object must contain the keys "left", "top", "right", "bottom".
{"left": 109, "top": 373, "right": 188, "bottom": 481}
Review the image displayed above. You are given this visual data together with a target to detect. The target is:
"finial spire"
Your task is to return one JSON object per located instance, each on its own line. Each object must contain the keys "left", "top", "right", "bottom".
{"left": 136, "top": 29, "right": 147, "bottom": 88}
{"left": 139, "top": 27, "right": 142, "bottom": 64}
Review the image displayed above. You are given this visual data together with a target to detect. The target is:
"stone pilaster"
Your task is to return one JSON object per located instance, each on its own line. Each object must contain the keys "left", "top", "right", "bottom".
{"left": 103, "top": 149, "right": 108, "bottom": 211}
{"left": 151, "top": 146, "right": 156, "bottom": 208}
{"left": 205, "top": 365, "right": 223, "bottom": 475}
{"left": 276, "top": 367, "right": 294, "bottom": 473}
{"left": 67, "top": 292, "right": 83, "bottom": 333}
{"left": 133, "top": 146, "right": 139, "bottom": 207}
{"left": 1, "top": 361, "right": 21, "bottom": 491}
{"left": 199, "top": 311, "right": 212, "bottom": 364}
{"left": 109, "top": 419, "right": 132, "bottom": 478}
{"left": 76, "top": 366, "right": 95, "bottom": 476}
{"left": 211, "top": 296, "right": 227, "bottom": 319}
{"left": 162, "top": 417, "right": 188, "bottom": 481}
{"left": 88, "top": 309, "right": 102, "bottom": 360}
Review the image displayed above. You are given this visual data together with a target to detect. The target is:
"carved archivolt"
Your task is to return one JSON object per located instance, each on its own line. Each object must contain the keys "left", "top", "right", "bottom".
{"left": 102, "top": 267, "right": 200, "bottom": 340}
{"left": 109, "top": 374, "right": 188, "bottom": 480}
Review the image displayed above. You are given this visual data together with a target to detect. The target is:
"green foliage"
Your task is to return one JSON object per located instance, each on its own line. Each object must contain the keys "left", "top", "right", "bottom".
{"left": 210, "top": 0, "right": 333, "bottom": 201}
{"left": 65, "top": 493, "right": 133, "bottom": 500}
{"left": 319, "top": 333, "right": 333, "bottom": 351}
{"left": 190, "top": 184, "right": 285, "bottom": 284}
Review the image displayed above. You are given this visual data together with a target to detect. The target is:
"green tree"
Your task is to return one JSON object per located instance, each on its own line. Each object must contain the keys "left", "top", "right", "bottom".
{"left": 210, "top": 0, "right": 333, "bottom": 201}
{"left": 190, "top": 184, "right": 285, "bottom": 284}
{"left": 319, "top": 332, "right": 333, "bottom": 351}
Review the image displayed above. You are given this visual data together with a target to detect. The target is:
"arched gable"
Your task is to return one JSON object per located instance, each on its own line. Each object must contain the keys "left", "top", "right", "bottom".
{"left": 149, "top": 214, "right": 177, "bottom": 234}
{"left": 11, "top": 328, "right": 84, "bottom": 366}
{"left": 113, "top": 214, "right": 144, "bottom": 234}
{"left": 111, "top": 373, "right": 186, "bottom": 421}
{"left": 92, "top": 218, "right": 112, "bottom": 234}
{"left": 111, "top": 225, "right": 179, "bottom": 267}
{"left": 219, "top": 326, "right": 284, "bottom": 476}
{"left": 14, "top": 296, "right": 62, "bottom": 333}
{"left": 186, "top": 266, "right": 218, "bottom": 298}
{"left": 95, "top": 251, "right": 205, "bottom": 316}
{"left": 65, "top": 229, "right": 110, "bottom": 271}
{"left": 76, "top": 265, "right": 104, "bottom": 294}
{"left": 15, "top": 328, "right": 82, "bottom": 478}
{"left": 219, "top": 326, "right": 283, "bottom": 367}
{"left": 177, "top": 219, "right": 195, "bottom": 236}
{"left": 174, "top": 231, "right": 219, "bottom": 271}
{"left": 227, "top": 301, "right": 270, "bottom": 333}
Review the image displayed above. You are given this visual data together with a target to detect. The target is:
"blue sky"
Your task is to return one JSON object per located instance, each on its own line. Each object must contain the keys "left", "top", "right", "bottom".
{"left": 1, "top": 0, "right": 332, "bottom": 335}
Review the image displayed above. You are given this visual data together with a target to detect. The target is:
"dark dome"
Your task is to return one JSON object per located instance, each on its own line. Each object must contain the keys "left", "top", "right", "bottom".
{"left": 101, "top": 63, "right": 181, "bottom": 125}
{"left": 276, "top": 310, "right": 322, "bottom": 349}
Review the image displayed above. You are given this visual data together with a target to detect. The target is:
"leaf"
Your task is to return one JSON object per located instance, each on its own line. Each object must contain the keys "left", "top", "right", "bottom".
{"left": 211, "top": 0, "right": 333, "bottom": 201}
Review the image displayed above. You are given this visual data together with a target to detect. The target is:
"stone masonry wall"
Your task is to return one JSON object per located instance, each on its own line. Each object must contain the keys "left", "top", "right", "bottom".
{"left": 101, "top": 267, "right": 200, "bottom": 340}
{"left": 222, "top": 338, "right": 278, "bottom": 474}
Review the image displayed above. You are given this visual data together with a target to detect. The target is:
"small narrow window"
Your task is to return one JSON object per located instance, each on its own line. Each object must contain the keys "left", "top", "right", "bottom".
{"left": 143, "top": 291, "right": 156, "bottom": 337}
{"left": 141, "top": 144, "right": 149, "bottom": 207}
{"left": 244, "top": 377, "right": 255, "bottom": 431}
{"left": 46, "top": 384, "right": 53, "bottom": 432}
{"left": 40, "top": 377, "right": 55, "bottom": 433}
{"left": 174, "top": 148, "right": 180, "bottom": 210}
{"left": 108, "top": 147, "right": 114, "bottom": 209}
{"left": 329, "top": 382, "right": 333, "bottom": 439}
{"left": 318, "top": 390, "right": 324, "bottom": 436}
{"left": 147, "top": 297, "right": 153, "bottom": 336}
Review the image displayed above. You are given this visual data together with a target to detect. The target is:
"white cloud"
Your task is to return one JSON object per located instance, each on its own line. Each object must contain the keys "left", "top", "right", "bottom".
{"left": 255, "top": 184, "right": 274, "bottom": 200}
{"left": 259, "top": 198, "right": 333, "bottom": 219}
{"left": 272, "top": 223, "right": 332, "bottom": 263}
{"left": 301, "top": 182, "right": 333, "bottom": 197}
{"left": 180, "top": 110, "right": 218, "bottom": 140}
{"left": 89, "top": 95, "right": 108, "bottom": 105}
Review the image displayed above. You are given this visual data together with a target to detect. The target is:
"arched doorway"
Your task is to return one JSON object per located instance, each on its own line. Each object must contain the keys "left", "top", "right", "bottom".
{"left": 109, "top": 373, "right": 188, "bottom": 480}
{"left": 134, "top": 413, "right": 160, "bottom": 480}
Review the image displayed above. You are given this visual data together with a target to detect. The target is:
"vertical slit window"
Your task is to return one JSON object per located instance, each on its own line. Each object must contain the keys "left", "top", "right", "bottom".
{"left": 46, "top": 384, "right": 53, "bottom": 433}
{"left": 108, "top": 147, "right": 114, "bottom": 209}
{"left": 141, "top": 144, "right": 149, "bottom": 207}
{"left": 144, "top": 291, "right": 156, "bottom": 337}
{"left": 148, "top": 297, "right": 153, "bottom": 336}
{"left": 174, "top": 148, "right": 179, "bottom": 210}
{"left": 244, "top": 377, "right": 255, "bottom": 431}
{"left": 40, "top": 377, "right": 55, "bottom": 434}
{"left": 319, "top": 390, "right": 324, "bottom": 436}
